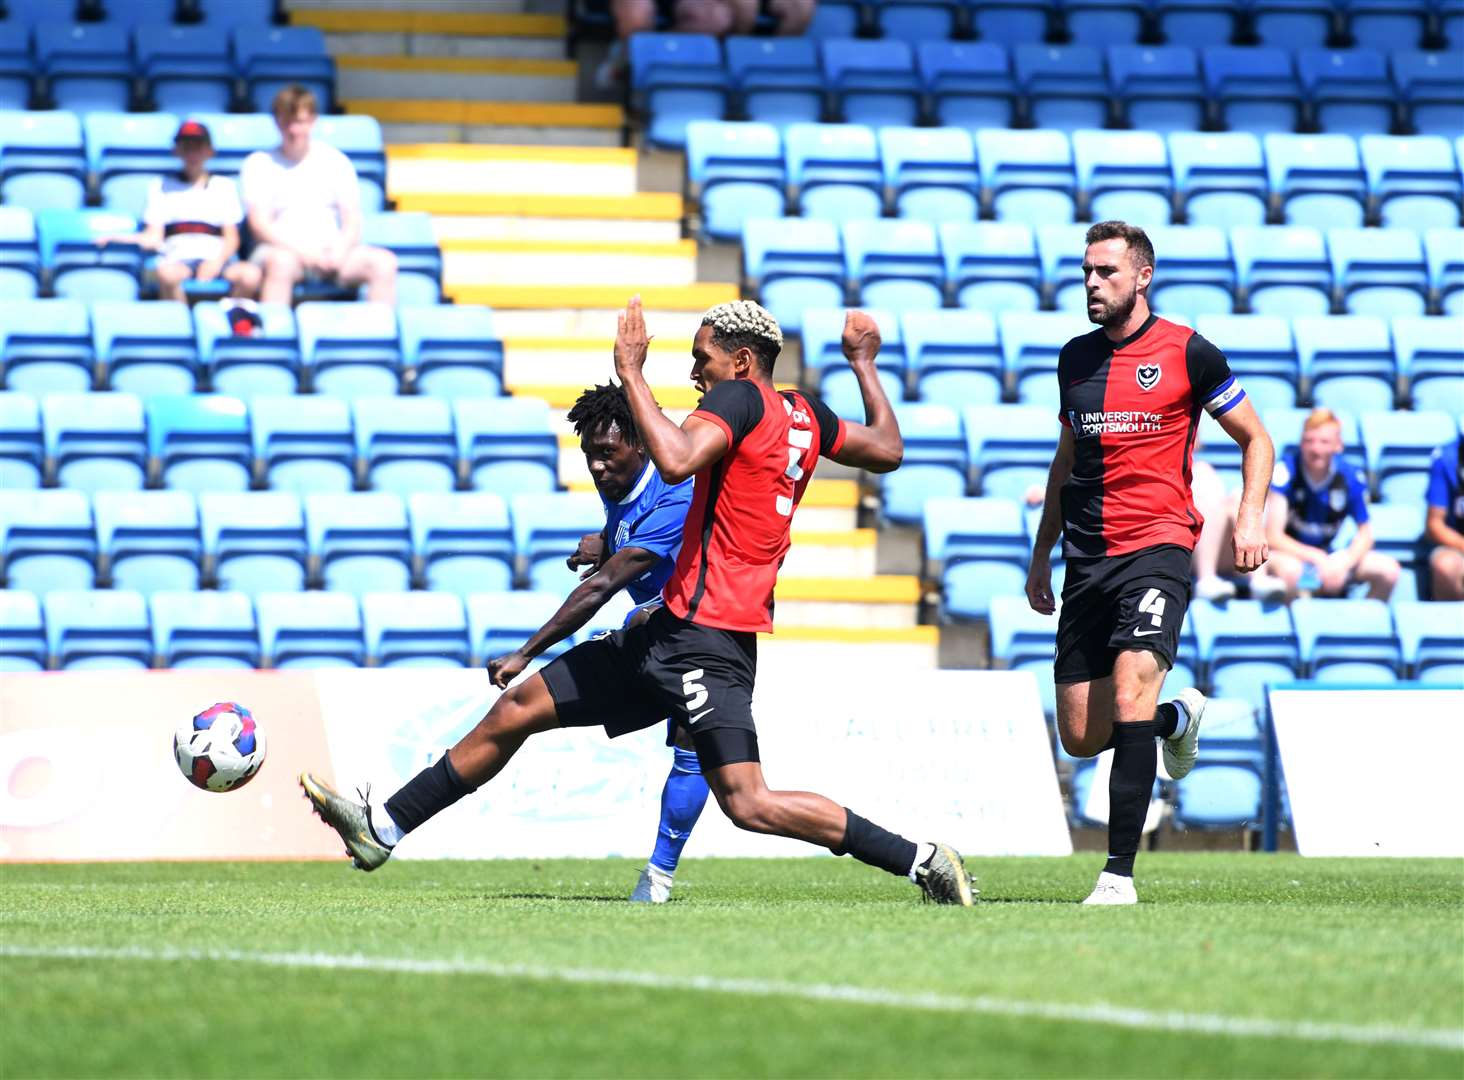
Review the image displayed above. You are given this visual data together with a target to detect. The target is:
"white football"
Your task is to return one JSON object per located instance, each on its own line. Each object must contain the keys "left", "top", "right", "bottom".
{"left": 175, "top": 702, "right": 267, "bottom": 792}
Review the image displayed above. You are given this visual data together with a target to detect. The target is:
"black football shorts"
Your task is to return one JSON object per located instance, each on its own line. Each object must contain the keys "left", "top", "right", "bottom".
{"left": 1054, "top": 543, "right": 1192, "bottom": 684}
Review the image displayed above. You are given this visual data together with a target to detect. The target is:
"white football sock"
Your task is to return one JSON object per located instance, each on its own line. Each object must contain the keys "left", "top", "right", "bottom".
{"left": 908, "top": 842, "right": 936, "bottom": 882}
{"left": 1169, "top": 698, "right": 1191, "bottom": 741}
{"left": 368, "top": 799, "right": 403, "bottom": 847}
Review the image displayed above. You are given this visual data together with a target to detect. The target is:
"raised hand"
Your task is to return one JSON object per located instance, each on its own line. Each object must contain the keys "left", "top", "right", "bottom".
{"left": 614, "top": 295, "right": 652, "bottom": 380}
{"left": 841, "top": 309, "right": 881, "bottom": 367}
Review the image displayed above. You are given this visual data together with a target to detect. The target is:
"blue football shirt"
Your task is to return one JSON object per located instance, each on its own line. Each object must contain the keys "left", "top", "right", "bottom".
{"left": 601, "top": 461, "right": 694, "bottom": 607}
{"left": 1271, "top": 448, "right": 1370, "bottom": 552}
{"left": 1426, "top": 439, "right": 1463, "bottom": 533}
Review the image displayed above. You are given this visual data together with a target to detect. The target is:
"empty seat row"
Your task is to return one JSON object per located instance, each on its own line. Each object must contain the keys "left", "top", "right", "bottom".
{"left": 0, "top": 489, "right": 608, "bottom": 601}
{"left": 1, "top": 1, "right": 280, "bottom": 30}
{"left": 690, "top": 122, "right": 1464, "bottom": 237}
{"left": 0, "top": 585, "right": 626, "bottom": 671}
{"left": 635, "top": 34, "right": 1464, "bottom": 145}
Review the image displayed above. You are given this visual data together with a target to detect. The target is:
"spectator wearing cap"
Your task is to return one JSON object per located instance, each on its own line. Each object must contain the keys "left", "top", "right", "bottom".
{"left": 97, "top": 119, "right": 260, "bottom": 302}
{"left": 240, "top": 85, "right": 397, "bottom": 306}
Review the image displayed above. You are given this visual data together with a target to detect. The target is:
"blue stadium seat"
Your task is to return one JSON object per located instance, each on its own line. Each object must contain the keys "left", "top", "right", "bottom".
{"left": 361, "top": 212, "right": 440, "bottom": 305}
{"left": 685, "top": 121, "right": 786, "bottom": 242}
{"left": 510, "top": 492, "right": 606, "bottom": 593}
{"left": 1443, "top": 0, "right": 1464, "bottom": 49}
{"left": 295, "top": 302, "right": 401, "bottom": 401}
{"left": 255, "top": 591, "right": 364, "bottom": 668}
{"left": 314, "top": 115, "right": 387, "bottom": 213}
{"left": 988, "top": 593, "right": 1059, "bottom": 716}
{"left": 352, "top": 396, "right": 457, "bottom": 496}
{"left": 878, "top": 126, "right": 979, "bottom": 224}
{"left": 961, "top": 0, "right": 1054, "bottom": 43}
{"left": 1230, "top": 225, "right": 1332, "bottom": 317}
{"left": 43, "top": 589, "right": 151, "bottom": 670}
{"left": 629, "top": 33, "right": 728, "bottom": 149}
{"left": 233, "top": 26, "right": 335, "bottom": 112}
{"left": 0, "top": 489, "right": 96, "bottom": 595}
{"left": 194, "top": 300, "right": 300, "bottom": 399}
{"left": 1035, "top": 222, "right": 1091, "bottom": 312}
{"left": 82, "top": 111, "right": 179, "bottom": 219}
{"left": 1065, "top": 0, "right": 1148, "bottom": 44}
{"left": 1297, "top": 47, "right": 1396, "bottom": 136}
{"left": 37, "top": 208, "right": 142, "bottom": 302}
{"left": 575, "top": 590, "right": 638, "bottom": 642}
{"left": 94, "top": 490, "right": 201, "bottom": 598}
{"left": 1251, "top": 0, "right": 1337, "bottom": 47}
{"left": 916, "top": 41, "right": 1017, "bottom": 130}
{"left": 742, "top": 217, "right": 845, "bottom": 336}
{"left": 1393, "top": 315, "right": 1464, "bottom": 412}
{"left": 904, "top": 308, "right": 1004, "bottom": 405}
{"left": 150, "top": 590, "right": 259, "bottom": 669}
{"left": 1013, "top": 44, "right": 1109, "bottom": 131}
{"left": 962, "top": 404, "right": 1058, "bottom": 500}
{"left": 189, "top": 112, "right": 278, "bottom": 176}
{"left": 938, "top": 221, "right": 1040, "bottom": 315}
{"left": 305, "top": 492, "right": 412, "bottom": 598}
{"left": 200, "top": 491, "right": 307, "bottom": 598}
{"left": 196, "top": 0, "right": 280, "bottom": 27}
{"left": 820, "top": 38, "right": 921, "bottom": 127}
{"left": 1263, "top": 133, "right": 1368, "bottom": 229}
{"left": 786, "top": 123, "right": 884, "bottom": 224}
{"left": 1072, "top": 129, "right": 1174, "bottom": 228}
{"left": 1200, "top": 47, "right": 1302, "bottom": 134}
{"left": 248, "top": 394, "right": 354, "bottom": 495}
{"left": 1154, "top": 0, "right": 1243, "bottom": 48}
{"left": 0, "top": 206, "right": 40, "bottom": 298}
{"left": 1367, "top": 500, "right": 1424, "bottom": 601}
{"left": 1172, "top": 760, "right": 1263, "bottom": 829}
{"left": 974, "top": 129, "right": 1077, "bottom": 227}
{"left": 452, "top": 396, "right": 559, "bottom": 497}
{"left": 144, "top": 394, "right": 252, "bottom": 494}
{"left": 35, "top": 22, "right": 133, "bottom": 113}
{"left": 805, "top": 0, "right": 864, "bottom": 36}
{"left": 1189, "top": 598, "right": 1300, "bottom": 705}
{"left": 92, "top": 300, "right": 200, "bottom": 395}
{"left": 800, "top": 307, "right": 905, "bottom": 421}
{"left": 0, "top": 390, "right": 43, "bottom": 489}
{"left": 1359, "top": 407, "right": 1457, "bottom": 503}
{"left": 923, "top": 495, "right": 1029, "bottom": 620}
{"left": 1145, "top": 225, "right": 1235, "bottom": 321}
{"left": 398, "top": 304, "right": 502, "bottom": 401}
{"left": 134, "top": 26, "right": 232, "bottom": 113}
{"left": 42, "top": 390, "right": 146, "bottom": 494}
{"left": 1394, "top": 600, "right": 1464, "bottom": 683}
{"left": 724, "top": 37, "right": 823, "bottom": 130}
{"left": 1193, "top": 314, "right": 1299, "bottom": 410}
{"left": 1167, "top": 131, "right": 1268, "bottom": 230}
{"left": 1294, "top": 314, "right": 1398, "bottom": 412}
{"left": 0, "top": 110, "right": 86, "bottom": 211}
{"left": 1424, "top": 227, "right": 1464, "bottom": 315}
{"left": 1359, "top": 135, "right": 1463, "bottom": 232}
{"left": 1390, "top": 51, "right": 1464, "bottom": 137}
{"left": 1108, "top": 45, "right": 1206, "bottom": 133}
{"left": 1327, "top": 227, "right": 1429, "bottom": 317}
{"left": 999, "top": 310, "right": 1086, "bottom": 408}
{"left": 1341, "top": 0, "right": 1431, "bottom": 50}
{"left": 873, "top": 0, "right": 962, "bottom": 42}
{"left": 0, "top": 590, "right": 47, "bottom": 672}
{"left": 0, "top": 24, "right": 30, "bottom": 111}
{"left": 0, "top": 298, "right": 93, "bottom": 394}
{"left": 881, "top": 402, "right": 966, "bottom": 525}
{"left": 408, "top": 492, "right": 515, "bottom": 598}
{"left": 1290, "top": 597, "right": 1402, "bottom": 681}
{"left": 466, "top": 590, "right": 568, "bottom": 665}
{"left": 842, "top": 218, "right": 944, "bottom": 310}
{"left": 362, "top": 592, "right": 469, "bottom": 668}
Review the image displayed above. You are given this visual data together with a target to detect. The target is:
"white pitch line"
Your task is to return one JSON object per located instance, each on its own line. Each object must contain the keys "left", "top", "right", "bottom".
{"left": 4, "top": 943, "right": 1461, "bottom": 1053}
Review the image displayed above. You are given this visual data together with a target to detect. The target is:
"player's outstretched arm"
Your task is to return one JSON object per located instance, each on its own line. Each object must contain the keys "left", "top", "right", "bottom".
{"left": 1026, "top": 425, "right": 1074, "bottom": 615}
{"left": 1216, "top": 397, "right": 1273, "bottom": 573}
{"left": 827, "top": 310, "right": 903, "bottom": 474}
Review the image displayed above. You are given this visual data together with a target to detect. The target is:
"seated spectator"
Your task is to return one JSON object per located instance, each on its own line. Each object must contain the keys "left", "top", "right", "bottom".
{"left": 1190, "top": 450, "right": 1240, "bottom": 602}
{"left": 1425, "top": 436, "right": 1464, "bottom": 600}
{"left": 1251, "top": 408, "right": 1399, "bottom": 601}
{"left": 729, "top": 0, "right": 816, "bottom": 35}
{"left": 612, "top": 0, "right": 741, "bottom": 37}
{"left": 97, "top": 120, "right": 260, "bottom": 302}
{"left": 241, "top": 85, "right": 397, "bottom": 306}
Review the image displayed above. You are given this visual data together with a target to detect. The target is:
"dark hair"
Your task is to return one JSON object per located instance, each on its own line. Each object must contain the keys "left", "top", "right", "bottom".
{"left": 706, "top": 325, "right": 780, "bottom": 375}
{"left": 1085, "top": 220, "right": 1155, "bottom": 271}
{"left": 567, "top": 382, "right": 639, "bottom": 447}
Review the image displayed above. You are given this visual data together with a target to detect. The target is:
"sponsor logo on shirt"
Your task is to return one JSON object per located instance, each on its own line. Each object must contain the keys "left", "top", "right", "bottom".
{"left": 1073, "top": 410, "right": 1164, "bottom": 437}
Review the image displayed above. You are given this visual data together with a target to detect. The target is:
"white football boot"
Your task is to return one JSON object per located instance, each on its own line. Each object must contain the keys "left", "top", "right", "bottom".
{"left": 1162, "top": 687, "right": 1208, "bottom": 781}
{"left": 1082, "top": 871, "right": 1139, "bottom": 905}
{"left": 629, "top": 864, "right": 675, "bottom": 903}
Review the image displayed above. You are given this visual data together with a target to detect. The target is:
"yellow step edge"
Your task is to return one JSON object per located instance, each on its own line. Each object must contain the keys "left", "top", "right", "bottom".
{"left": 387, "top": 144, "right": 637, "bottom": 164}
{"left": 447, "top": 283, "right": 738, "bottom": 310}
{"left": 790, "top": 529, "right": 877, "bottom": 548}
{"left": 349, "top": 100, "right": 624, "bottom": 129}
{"left": 292, "top": 10, "right": 566, "bottom": 35}
{"left": 776, "top": 576, "right": 922, "bottom": 604}
{"left": 759, "top": 626, "right": 939, "bottom": 645}
{"left": 506, "top": 337, "right": 692, "bottom": 354}
{"left": 798, "top": 478, "right": 860, "bottom": 508}
{"left": 536, "top": 385, "right": 701, "bottom": 411}
{"left": 441, "top": 237, "right": 697, "bottom": 258}
{"left": 336, "top": 54, "right": 577, "bottom": 77}
{"left": 399, "top": 192, "right": 681, "bottom": 221}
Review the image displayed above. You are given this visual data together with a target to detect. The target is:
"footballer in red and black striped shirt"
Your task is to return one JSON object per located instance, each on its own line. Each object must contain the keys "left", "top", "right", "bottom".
{"left": 1027, "top": 222, "right": 1274, "bottom": 906}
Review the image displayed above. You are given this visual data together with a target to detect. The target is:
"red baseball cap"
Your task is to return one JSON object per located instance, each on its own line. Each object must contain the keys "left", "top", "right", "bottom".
{"left": 175, "top": 119, "right": 212, "bottom": 143}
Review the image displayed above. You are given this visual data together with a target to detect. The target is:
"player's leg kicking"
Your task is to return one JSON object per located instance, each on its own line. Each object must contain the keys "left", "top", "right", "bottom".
{"left": 631, "top": 727, "right": 710, "bottom": 903}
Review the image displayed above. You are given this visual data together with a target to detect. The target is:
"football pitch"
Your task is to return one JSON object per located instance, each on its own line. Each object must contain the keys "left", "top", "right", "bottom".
{"left": 3, "top": 855, "right": 1461, "bottom": 1078}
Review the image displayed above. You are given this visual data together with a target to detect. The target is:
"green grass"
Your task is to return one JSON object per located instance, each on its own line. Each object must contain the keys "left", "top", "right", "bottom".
{"left": 3, "top": 855, "right": 1461, "bottom": 1078}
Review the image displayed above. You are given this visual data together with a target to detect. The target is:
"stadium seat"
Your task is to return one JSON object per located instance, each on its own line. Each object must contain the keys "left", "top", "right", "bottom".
{"left": 1424, "top": 228, "right": 1464, "bottom": 315}
{"left": 1297, "top": 47, "right": 1395, "bottom": 135}
{"left": 1358, "top": 408, "right": 1457, "bottom": 503}
{"left": 200, "top": 491, "right": 307, "bottom": 598}
{"left": 820, "top": 38, "right": 921, "bottom": 127}
{"left": 255, "top": 590, "right": 364, "bottom": 668}
{"left": 881, "top": 403, "right": 967, "bottom": 525}
{"left": 1193, "top": 315, "right": 1300, "bottom": 411}
{"left": 1328, "top": 227, "right": 1430, "bottom": 318}
{"left": 987, "top": 593, "right": 1059, "bottom": 716}
{"left": 1071, "top": 129, "right": 1173, "bottom": 229}
{"left": 1167, "top": 132, "right": 1268, "bottom": 230}
{"left": 35, "top": 22, "right": 133, "bottom": 113}
{"left": 1343, "top": 0, "right": 1432, "bottom": 51}
{"left": 233, "top": 26, "right": 335, "bottom": 112}
{"left": 249, "top": 394, "right": 355, "bottom": 495}
{"left": 1366, "top": 500, "right": 1424, "bottom": 601}
{"left": 36, "top": 208, "right": 142, "bottom": 302}
{"left": 873, "top": 0, "right": 962, "bottom": 42}
{"left": 1293, "top": 314, "right": 1398, "bottom": 412}
{"left": 1014, "top": 44, "right": 1109, "bottom": 131}
{"left": 314, "top": 115, "right": 387, "bottom": 213}
{"left": 398, "top": 303, "right": 502, "bottom": 401}
{"left": 724, "top": 36, "right": 823, "bottom": 130}
{"left": 1230, "top": 225, "right": 1333, "bottom": 318}
{"left": 1108, "top": 46, "right": 1206, "bottom": 133}
{"left": 41, "top": 390, "right": 146, "bottom": 494}
{"left": 361, "top": 592, "right": 470, "bottom": 668}
{"left": 800, "top": 307, "right": 905, "bottom": 420}
{"left": 1251, "top": 0, "right": 1337, "bottom": 48}
{"left": 1359, "top": 135, "right": 1463, "bottom": 232}
{"left": 1035, "top": 222, "right": 1091, "bottom": 312}
{"left": 1394, "top": 600, "right": 1464, "bottom": 683}
{"left": 305, "top": 493, "right": 412, "bottom": 599}
{"left": 1189, "top": 598, "right": 1300, "bottom": 707}
{"left": 144, "top": 394, "right": 252, "bottom": 494}
{"left": 1290, "top": 597, "right": 1402, "bottom": 682}
{"left": 134, "top": 25, "right": 234, "bottom": 113}
{"left": 82, "top": 111, "right": 179, "bottom": 220}
{"left": 408, "top": 492, "right": 515, "bottom": 598}
{"left": 189, "top": 112, "right": 278, "bottom": 176}
{"left": 0, "top": 205, "right": 40, "bottom": 299}
{"left": 466, "top": 590, "right": 568, "bottom": 665}
{"left": 574, "top": 589, "right": 637, "bottom": 642}
{"left": 1145, "top": 225, "right": 1236, "bottom": 321}
{"left": 1263, "top": 134, "right": 1368, "bottom": 229}
{"left": 352, "top": 396, "right": 457, "bottom": 496}
{"left": 0, "top": 390, "right": 43, "bottom": 489}
{"left": 0, "top": 110, "right": 86, "bottom": 212}
{"left": 685, "top": 121, "right": 786, "bottom": 242}
{"left": 878, "top": 126, "right": 979, "bottom": 224}
{"left": 94, "top": 490, "right": 201, "bottom": 598}
{"left": 361, "top": 212, "right": 440, "bottom": 305}
{"left": 192, "top": 300, "right": 299, "bottom": 399}
{"left": 150, "top": 590, "right": 259, "bottom": 669}
{"left": 42, "top": 588, "right": 151, "bottom": 670}
{"left": 923, "top": 496, "right": 1029, "bottom": 621}
{"left": 785, "top": 123, "right": 884, "bottom": 224}
{"left": 509, "top": 492, "right": 606, "bottom": 593}
{"left": 962, "top": 0, "right": 1054, "bottom": 44}
{"left": 1172, "top": 760, "right": 1263, "bottom": 829}
{"left": 998, "top": 310, "right": 1086, "bottom": 409}
{"left": 295, "top": 303, "right": 401, "bottom": 402}
{"left": 451, "top": 396, "right": 559, "bottom": 497}
{"left": 974, "top": 129, "right": 1077, "bottom": 228}
{"left": 1199, "top": 47, "right": 1303, "bottom": 135}
{"left": 903, "top": 308, "right": 1004, "bottom": 406}
{"left": 0, "top": 23, "right": 30, "bottom": 112}
{"left": 92, "top": 300, "right": 200, "bottom": 396}
{"left": 1154, "top": 0, "right": 1242, "bottom": 49}
{"left": 963, "top": 404, "right": 1059, "bottom": 501}
{"left": 1393, "top": 315, "right": 1464, "bottom": 412}
{"left": 842, "top": 218, "right": 944, "bottom": 310}
{"left": 0, "top": 590, "right": 47, "bottom": 672}
{"left": 742, "top": 217, "right": 845, "bottom": 336}
{"left": 197, "top": 0, "right": 281, "bottom": 28}
{"left": 938, "top": 221, "right": 1040, "bottom": 316}
{"left": 0, "top": 297, "right": 93, "bottom": 395}
{"left": 1066, "top": 0, "right": 1148, "bottom": 45}
{"left": 1390, "top": 51, "right": 1464, "bottom": 137}
{"left": 916, "top": 41, "right": 1017, "bottom": 130}
{"left": 0, "top": 489, "right": 96, "bottom": 595}
{"left": 629, "top": 33, "right": 729, "bottom": 149}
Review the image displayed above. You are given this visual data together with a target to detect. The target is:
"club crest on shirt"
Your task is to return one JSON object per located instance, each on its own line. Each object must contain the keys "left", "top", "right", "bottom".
{"left": 1135, "top": 363, "right": 1161, "bottom": 391}
{"left": 1330, "top": 487, "right": 1349, "bottom": 512}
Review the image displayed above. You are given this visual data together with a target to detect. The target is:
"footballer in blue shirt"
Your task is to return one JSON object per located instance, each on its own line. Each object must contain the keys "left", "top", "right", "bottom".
{"left": 1425, "top": 437, "right": 1464, "bottom": 601}
{"left": 485, "top": 383, "right": 705, "bottom": 903}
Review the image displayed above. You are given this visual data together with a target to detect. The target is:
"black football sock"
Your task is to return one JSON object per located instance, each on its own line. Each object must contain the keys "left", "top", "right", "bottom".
{"left": 1104, "top": 721, "right": 1158, "bottom": 879}
{"left": 383, "top": 752, "right": 476, "bottom": 836}
{"left": 832, "top": 808, "right": 919, "bottom": 877}
{"left": 1154, "top": 701, "right": 1181, "bottom": 739}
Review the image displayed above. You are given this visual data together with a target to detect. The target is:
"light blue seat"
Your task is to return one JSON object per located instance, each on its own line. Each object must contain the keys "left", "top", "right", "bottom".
{"left": 37, "top": 208, "right": 142, "bottom": 302}
{"left": 408, "top": 492, "right": 515, "bottom": 598}
{"left": 724, "top": 36, "right": 823, "bottom": 130}
{"left": 144, "top": 394, "right": 251, "bottom": 494}
{"left": 842, "top": 218, "right": 944, "bottom": 310}
{"left": 1367, "top": 501, "right": 1424, "bottom": 601}
{"left": 249, "top": 394, "right": 355, "bottom": 495}
{"left": 1327, "top": 227, "right": 1429, "bottom": 318}
{"left": 1294, "top": 314, "right": 1397, "bottom": 413}
{"left": 1230, "top": 225, "right": 1332, "bottom": 318}
{"left": 1066, "top": 0, "right": 1147, "bottom": 45}
{"left": 195, "top": 300, "right": 300, "bottom": 399}
{"left": 314, "top": 115, "right": 387, "bottom": 213}
{"left": 255, "top": 591, "right": 364, "bottom": 668}
{"left": 1423, "top": 228, "right": 1464, "bottom": 316}
{"left": 295, "top": 302, "right": 401, "bottom": 401}
{"left": 361, "top": 212, "right": 439, "bottom": 304}
{"left": 201, "top": 492, "right": 308, "bottom": 598}
{"left": 362, "top": 592, "right": 469, "bottom": 668}
{"left": 0, "top": 110, "right": 86, "bottom": 212}
{"left": 873, "top": 0, "right": 962, "bottom": 42}
{"left": 135, "top": 26, "right": 233, "bottom": 113}
{"left": 466, "top": 590, "right": 568, "bottom": 665}
{"left": 91, "top": 299, "right": 200, "bottom": 395}
{"left": 1296, "top": 47, "right": 1394, "bottom": 136}
{"left": 685, "top": 121, "right": 786, "bottom": 242}
{"left": 961, "top": 0, "right": 1054, "bottom": 43}
{"left": 1290, "top": 597, "right": 1402, "bottom": 682}
{"left": 1391, "top": 50, "right": 1464, "bottom": 137}
{"left": 820, "top": 38, "right": 921, "bottom": 127}
{"left": 924, "top": 495, "right": 1029, "bottom": 621}
{"left": 0, "top": 489, "right": 96, "bottom": 596}
{"left": 82, "top": 111, "right": 179, "bottom": 219}
{"left": 629, "top": 33, "right": 728, "bottom": 149}
{"left": 1146, "top": 225, "right": 1235, "bottom": 322}
{"left": 352, "top": 396, "right": 457, "bottom": 496}
{"left": 452, "top": 396, "right": 559, "bottom": 497}
{"left": 1035, "top": 222, "right": 1090, "bottom": 313}
{"left": 0, "top": 298, "right": 93, "bottom": 394}
{"left": 963, "top": 404, "right": 1059, "bottom": 501}
{"left": 94, "top": 490, "right": 201, "bottom": 598}
{"left": 742, "top": 217, "right": 844, "bottom": 336}
{"left": 878, "top": 126, "right": 979, "bottom": 224}
{"left": 998, "top": 310, "right": 1086, "bottom": 409}
{"left": 916, "top": 41, "right": 1017, "bottom": 129}
{"left": 234, "top": 26, "right": 335, "bottom": 112}
{"left": 1358, "top": 408, "right": 1457, "bottom": 504}
{"left": 1107, "top": 45, "right": 1205, "bottom": 133}
{"left": 1394, "top": 600, "right": 1464, "bottom": 683}
{"left": 1167, "top": 131, "right": 1268, "bottom": 230}
{"left": 1155, "top": 0, "right": 1243, "bottom": 49}
{"left": 305, "top": 492, "right": 412, "bottom": 599}
{"left": 1013, "top": 44, "right": 1108, "bottom": 131}
{"left": 1193, "top": 314, "right": 1299, "bottom": 411}
{"left": 43, "top": 589, "right": 151, "bottom": 670}
{"left": 1190, "top": 598, "right": 1300, "bottom": 708}
{"left": 398, "top": 303, "right": 502, "bottom": 400}
{"left": 1197, "top": 697, "right": 1265, "bottom": 766}
{"left": 150, "top": 590, "right": 259, "bottom": 669}
{"left": 0, "top": 205, "right": 40, "bottom": 298}
{"left": 575, "top": 591, "right": 638, "bottom": 642}
{"left": 35, "top": 22, "right": 133, "bottom": 113}
{"left": 938, "top": 221, "right": 1039, "bottom": 316}
{"left": 786, "top": 122, "right": 884, "bottom": 224}
{"left": 1173, "top": 760, "right": 1263, "bottom": 829}
{"left": 800, "top": 306, "right": 905, "bottom": 421}
{"left": 1252, "top": 0, "right": 1336, "bottom": 47}
{"left": 41, "top": 391, "right": 146, "bottom": 494}
{"left": 189, "top": 112, "right": 278, "bottom": 176}
{"left": 0, "top": 590, "right": 47, "bottom": 672}
{"left": 1074, "top": 129, "right": 1175, "bottom": 227}
{"left": 988, "top": 593, "right": 1059, "bottom": 716}
{"left": 510, "top": 492, "right": 607, "bottom": 593}
{"left": 975, "top": 128, "right": 1076, "bottom": 227}
{"left": 881, "top": 402, "right": 966, "bottom": 525}
{"left": 904, "top": 308, "right": 1003, "bottom": 406}
{"left": 0, "top": 390, "right": 43, "bottom": 488}
{"left": 1200, "top": 47, "right": 1302, "bottom": 134}
{"left": 1263, "top": 133, "right": 1368, "bottom": 230}
{"left": 1394, "top": 316, "right": 1464, "bottom": 413}
{"left": 1359, "top": 135, "right": 1463, "bottom": 231}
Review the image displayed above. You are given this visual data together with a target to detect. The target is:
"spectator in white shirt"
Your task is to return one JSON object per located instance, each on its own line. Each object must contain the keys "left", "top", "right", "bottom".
{"left": 241, "top": 85, "right": 397, "bottom": 305}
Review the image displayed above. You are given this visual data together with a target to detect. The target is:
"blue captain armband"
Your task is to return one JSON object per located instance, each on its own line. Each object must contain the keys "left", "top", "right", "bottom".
{"left": 1203, "top": 376, "right": 1246, "bottom": 417}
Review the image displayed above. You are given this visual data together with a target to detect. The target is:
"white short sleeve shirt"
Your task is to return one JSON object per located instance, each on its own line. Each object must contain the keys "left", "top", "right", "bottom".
{"left": 143, "top": 173, "right": 244, "bottom": 263}
{"left": 240, "top": 141, "right": 360, "bottom": 252}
